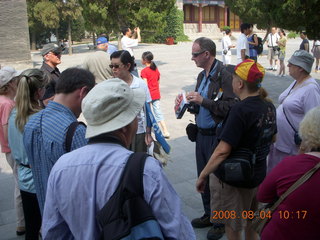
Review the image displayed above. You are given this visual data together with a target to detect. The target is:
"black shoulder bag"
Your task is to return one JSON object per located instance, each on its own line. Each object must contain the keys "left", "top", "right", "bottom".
{"left": 96, "top": 152, "right": 164, "bottom": 240}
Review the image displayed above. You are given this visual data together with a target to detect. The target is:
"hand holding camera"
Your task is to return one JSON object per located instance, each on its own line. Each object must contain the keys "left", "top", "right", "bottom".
{"left": 186, "top": 91, "right": 203, "bottom": 105}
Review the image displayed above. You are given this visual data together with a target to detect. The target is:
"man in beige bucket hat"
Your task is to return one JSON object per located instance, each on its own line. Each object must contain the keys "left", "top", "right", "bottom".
{"left": 42, "top": 78, "right": 195, "bottom": 239}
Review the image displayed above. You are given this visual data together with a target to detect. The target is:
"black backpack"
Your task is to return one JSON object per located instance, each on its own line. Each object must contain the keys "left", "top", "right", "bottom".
{"left": 254, "top": 35, "right": 263, "bottom": 55}
{"left": 96, "top": 152, "right": 164, "bottom": 240}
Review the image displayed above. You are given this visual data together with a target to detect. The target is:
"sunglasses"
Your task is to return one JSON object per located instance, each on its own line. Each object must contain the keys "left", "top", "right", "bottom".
{"left": 192, "top": 50, "right": 206, "bottom": 58}
{"left": 109, "top": 64, "right": 123, "bottom": 69}
{"left": 50, "top": 51, "right": 61, "bottom": 56}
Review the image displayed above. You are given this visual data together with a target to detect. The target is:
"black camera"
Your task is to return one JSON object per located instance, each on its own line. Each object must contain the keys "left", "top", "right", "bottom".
{"left": 187, "top": 102, "right": 200, "bottom": 114}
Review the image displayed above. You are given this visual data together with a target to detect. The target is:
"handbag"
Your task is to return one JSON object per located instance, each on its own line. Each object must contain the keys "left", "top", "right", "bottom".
{"left": 186, "top": 123, "right": 198, "bottom": 142}
{"left": 214, "top": 148, "right": 256, "bottom": 188}
{"left": 252, "top": 161, "right": 320, "bottom": 234}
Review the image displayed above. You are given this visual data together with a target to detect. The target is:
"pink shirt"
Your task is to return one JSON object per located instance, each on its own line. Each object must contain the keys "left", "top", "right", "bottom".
{"left": 0, "top": 95, "right": 15, "bottom": 153}
{"left": 258, "top": 154, "right": 320, "bottom": 240}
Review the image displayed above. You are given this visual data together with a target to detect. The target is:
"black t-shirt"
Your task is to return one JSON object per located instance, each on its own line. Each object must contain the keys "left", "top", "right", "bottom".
{"left": 300, "top": 39, "right": 309, "bottom": 52}
{"left": 215, "top": 95, "right": 277, "bottom": 187}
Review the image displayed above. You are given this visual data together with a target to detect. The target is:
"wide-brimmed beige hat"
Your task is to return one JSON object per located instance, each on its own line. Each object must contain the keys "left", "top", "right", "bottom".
{"left": 82, "top": 78, "right": 146, "bottom": 138}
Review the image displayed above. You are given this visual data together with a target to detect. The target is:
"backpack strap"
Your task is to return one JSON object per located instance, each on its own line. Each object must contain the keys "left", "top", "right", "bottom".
{"left": 120, "top": 152, "right": 148, "bottom": 195}
{"left": 65, "top": 121, "right": 86, "bottom": 153}
{"left": 97, "top": 152, "right": 149, "bottom": 226}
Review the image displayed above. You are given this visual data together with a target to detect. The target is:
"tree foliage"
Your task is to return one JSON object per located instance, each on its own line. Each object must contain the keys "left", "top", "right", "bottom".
{"left": 225, "top": 0, "right": 320, "bottom": 39}
{"left": 78, "top": 0, "right": 109, "bottom": 34}
{"left": 26, "top": 0, "right": 187, "bottom": 48}
{"left": 105, "top": 0, "right": 176, "bottom": 43}
{"left": 34, "top": 0, "right": 59, "bottom": 29}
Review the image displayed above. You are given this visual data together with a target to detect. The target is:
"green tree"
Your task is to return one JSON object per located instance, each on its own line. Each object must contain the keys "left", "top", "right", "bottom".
{"left": 56, "top": 0, "right": 82, "bottom": 55}
{"left": 34, "top": 0, "right": 60, "bottom": 43}
{"left": 58, "top": 16, "right": 85, "bottom": 42}
{"left": 79, "top": 0, "right": 109, "bottom": 44}
{"left": 225, "top": 0, "right": 320, "bottom": 39}
{"left": 106, "top": 0, "right": 176, "bottom": 43}
{"left": 163, "top": 6, "right": 188, "bottom": 42}
{"left": 27, "top": 0, "right": 44, "bottom": 50}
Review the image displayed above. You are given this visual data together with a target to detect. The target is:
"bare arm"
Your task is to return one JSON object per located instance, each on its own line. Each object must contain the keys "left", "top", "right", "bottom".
{"left": 135, "top": 27, "right": 141, "bottom": 42}
{"left": 3, "top": 124, "right": 8, "bottom": 146}
{"left": 196, "top": 140, "right": 232, "bottom": 193}
{"left": 142, "top": 77, "right": 148, "bottom": 84}
{"left": 248, "top": 34, "right": 258, "bottom": 46}
{"left": 241, "top": 49, "right": 246, "bottom": 61}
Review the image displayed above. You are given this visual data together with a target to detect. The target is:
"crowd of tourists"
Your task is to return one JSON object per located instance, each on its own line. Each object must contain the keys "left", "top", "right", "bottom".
{"left": 0, "top": 24, "right": 320, "bottom": 240}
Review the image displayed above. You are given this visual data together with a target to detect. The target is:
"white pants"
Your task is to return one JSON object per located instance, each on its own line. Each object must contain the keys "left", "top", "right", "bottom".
{"left": 222, "top": 54, "right": 231, "bottom": 65}
{"left": 5, "top": 152, "right": 25, "bottom": 228}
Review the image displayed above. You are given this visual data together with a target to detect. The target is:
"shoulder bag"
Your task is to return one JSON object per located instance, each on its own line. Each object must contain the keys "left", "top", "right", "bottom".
{"left": 214, "top": 147, "right": 256, "bottom": 188}
{"left": 252, "top": 161, "right": 320, "bottom": 234}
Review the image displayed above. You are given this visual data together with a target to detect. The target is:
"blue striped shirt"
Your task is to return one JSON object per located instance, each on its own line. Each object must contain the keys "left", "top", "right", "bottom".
{"left": 23, "top": 101, "right": 87, "bottom": 214}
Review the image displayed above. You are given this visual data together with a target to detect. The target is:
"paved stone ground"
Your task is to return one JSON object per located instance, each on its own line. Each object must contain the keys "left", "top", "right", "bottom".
{"left": 0, "top": 38, "right": 319, "bottom": 240}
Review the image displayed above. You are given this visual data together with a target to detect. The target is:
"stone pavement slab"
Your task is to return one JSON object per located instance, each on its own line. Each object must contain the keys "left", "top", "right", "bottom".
{"left": 0, "top": 37, "right": 319, "bottom": 240}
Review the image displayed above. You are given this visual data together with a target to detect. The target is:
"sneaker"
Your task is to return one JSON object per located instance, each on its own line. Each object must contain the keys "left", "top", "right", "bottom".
{"left": 272, "top": 67, "right": 277, "bottom": 71}
{"left": 207, "top": 225, "right": 225, "bottom": 240}
{"left": 191, "top": 214, "right": 213, "bottom": 228}
{"left": 163, "top": 132, "right": 170, "bottom": 139}
{"left": 16, "top": 226, "right": 26, "bottom": 236}
{"left": 281, "top": 74, "right": 286, "bottom": 77}
{"left": 266, "top": 66, "right": 273, "bottom": 70}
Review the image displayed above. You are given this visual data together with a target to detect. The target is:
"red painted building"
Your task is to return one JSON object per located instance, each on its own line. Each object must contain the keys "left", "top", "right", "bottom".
{"left": 180, "top": 0, "right": 241, "bottom": 32}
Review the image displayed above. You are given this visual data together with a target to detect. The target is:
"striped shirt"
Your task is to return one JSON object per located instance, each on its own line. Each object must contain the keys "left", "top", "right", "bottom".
{"left": 23, "top": 101, "right": 87, "bottom": 214}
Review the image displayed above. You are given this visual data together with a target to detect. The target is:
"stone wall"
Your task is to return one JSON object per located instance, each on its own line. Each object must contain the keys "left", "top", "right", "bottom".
{"left": 0, "top": 0, "right": 31, "bottom": 66}
{"left": 184, "top": 23, "right": 222, "bottom": 35}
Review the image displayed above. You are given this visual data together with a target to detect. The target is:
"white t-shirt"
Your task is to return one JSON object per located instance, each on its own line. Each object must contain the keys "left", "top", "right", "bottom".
{"left": 267, "top": 33, "right": 280, "bottom": 47}
{"left": 222, "top": 35, "right": 232, "bottom": 56}
{"left": 130, "top": 74, "right": 152, "bottom": 134}
{"left": 236, "top": 33, "right": 249, "bottom": 63}
{"left": 121, "top": 36, "right": 138, "bottom": 56}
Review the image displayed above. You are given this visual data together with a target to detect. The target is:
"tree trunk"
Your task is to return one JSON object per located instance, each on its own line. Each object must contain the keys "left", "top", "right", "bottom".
{"left": 31, "top": 30, "right": 36, "bottom": 50}
{"left": 118, "top": 33, "right": 122, "bottom": 50}
{"left": 68, "top": 18, "right": 72, "bottom": 55}
{"left": 92, "top": 32, "right": 96, "bottom": 46}
{"left": 55, "top": 28, "right": 60, "bottom": 45}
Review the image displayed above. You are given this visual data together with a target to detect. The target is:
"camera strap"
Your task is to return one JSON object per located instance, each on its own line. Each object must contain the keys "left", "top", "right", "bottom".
{"left": 282, "top": 106, "right": 298, "bottom": 134}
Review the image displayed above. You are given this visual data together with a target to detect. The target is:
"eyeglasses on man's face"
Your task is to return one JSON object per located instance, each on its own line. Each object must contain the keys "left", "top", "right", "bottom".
{"left": 192, "top": 50, "right": 206, "bottom": 58}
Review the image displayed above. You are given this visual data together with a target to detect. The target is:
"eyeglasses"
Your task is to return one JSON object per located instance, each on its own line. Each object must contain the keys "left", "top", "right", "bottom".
{"left": 109, "top": 64, "right": 123, "bottom": 69}
{"left": 192, "top": 50, "right": 206, "bottom": 58}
